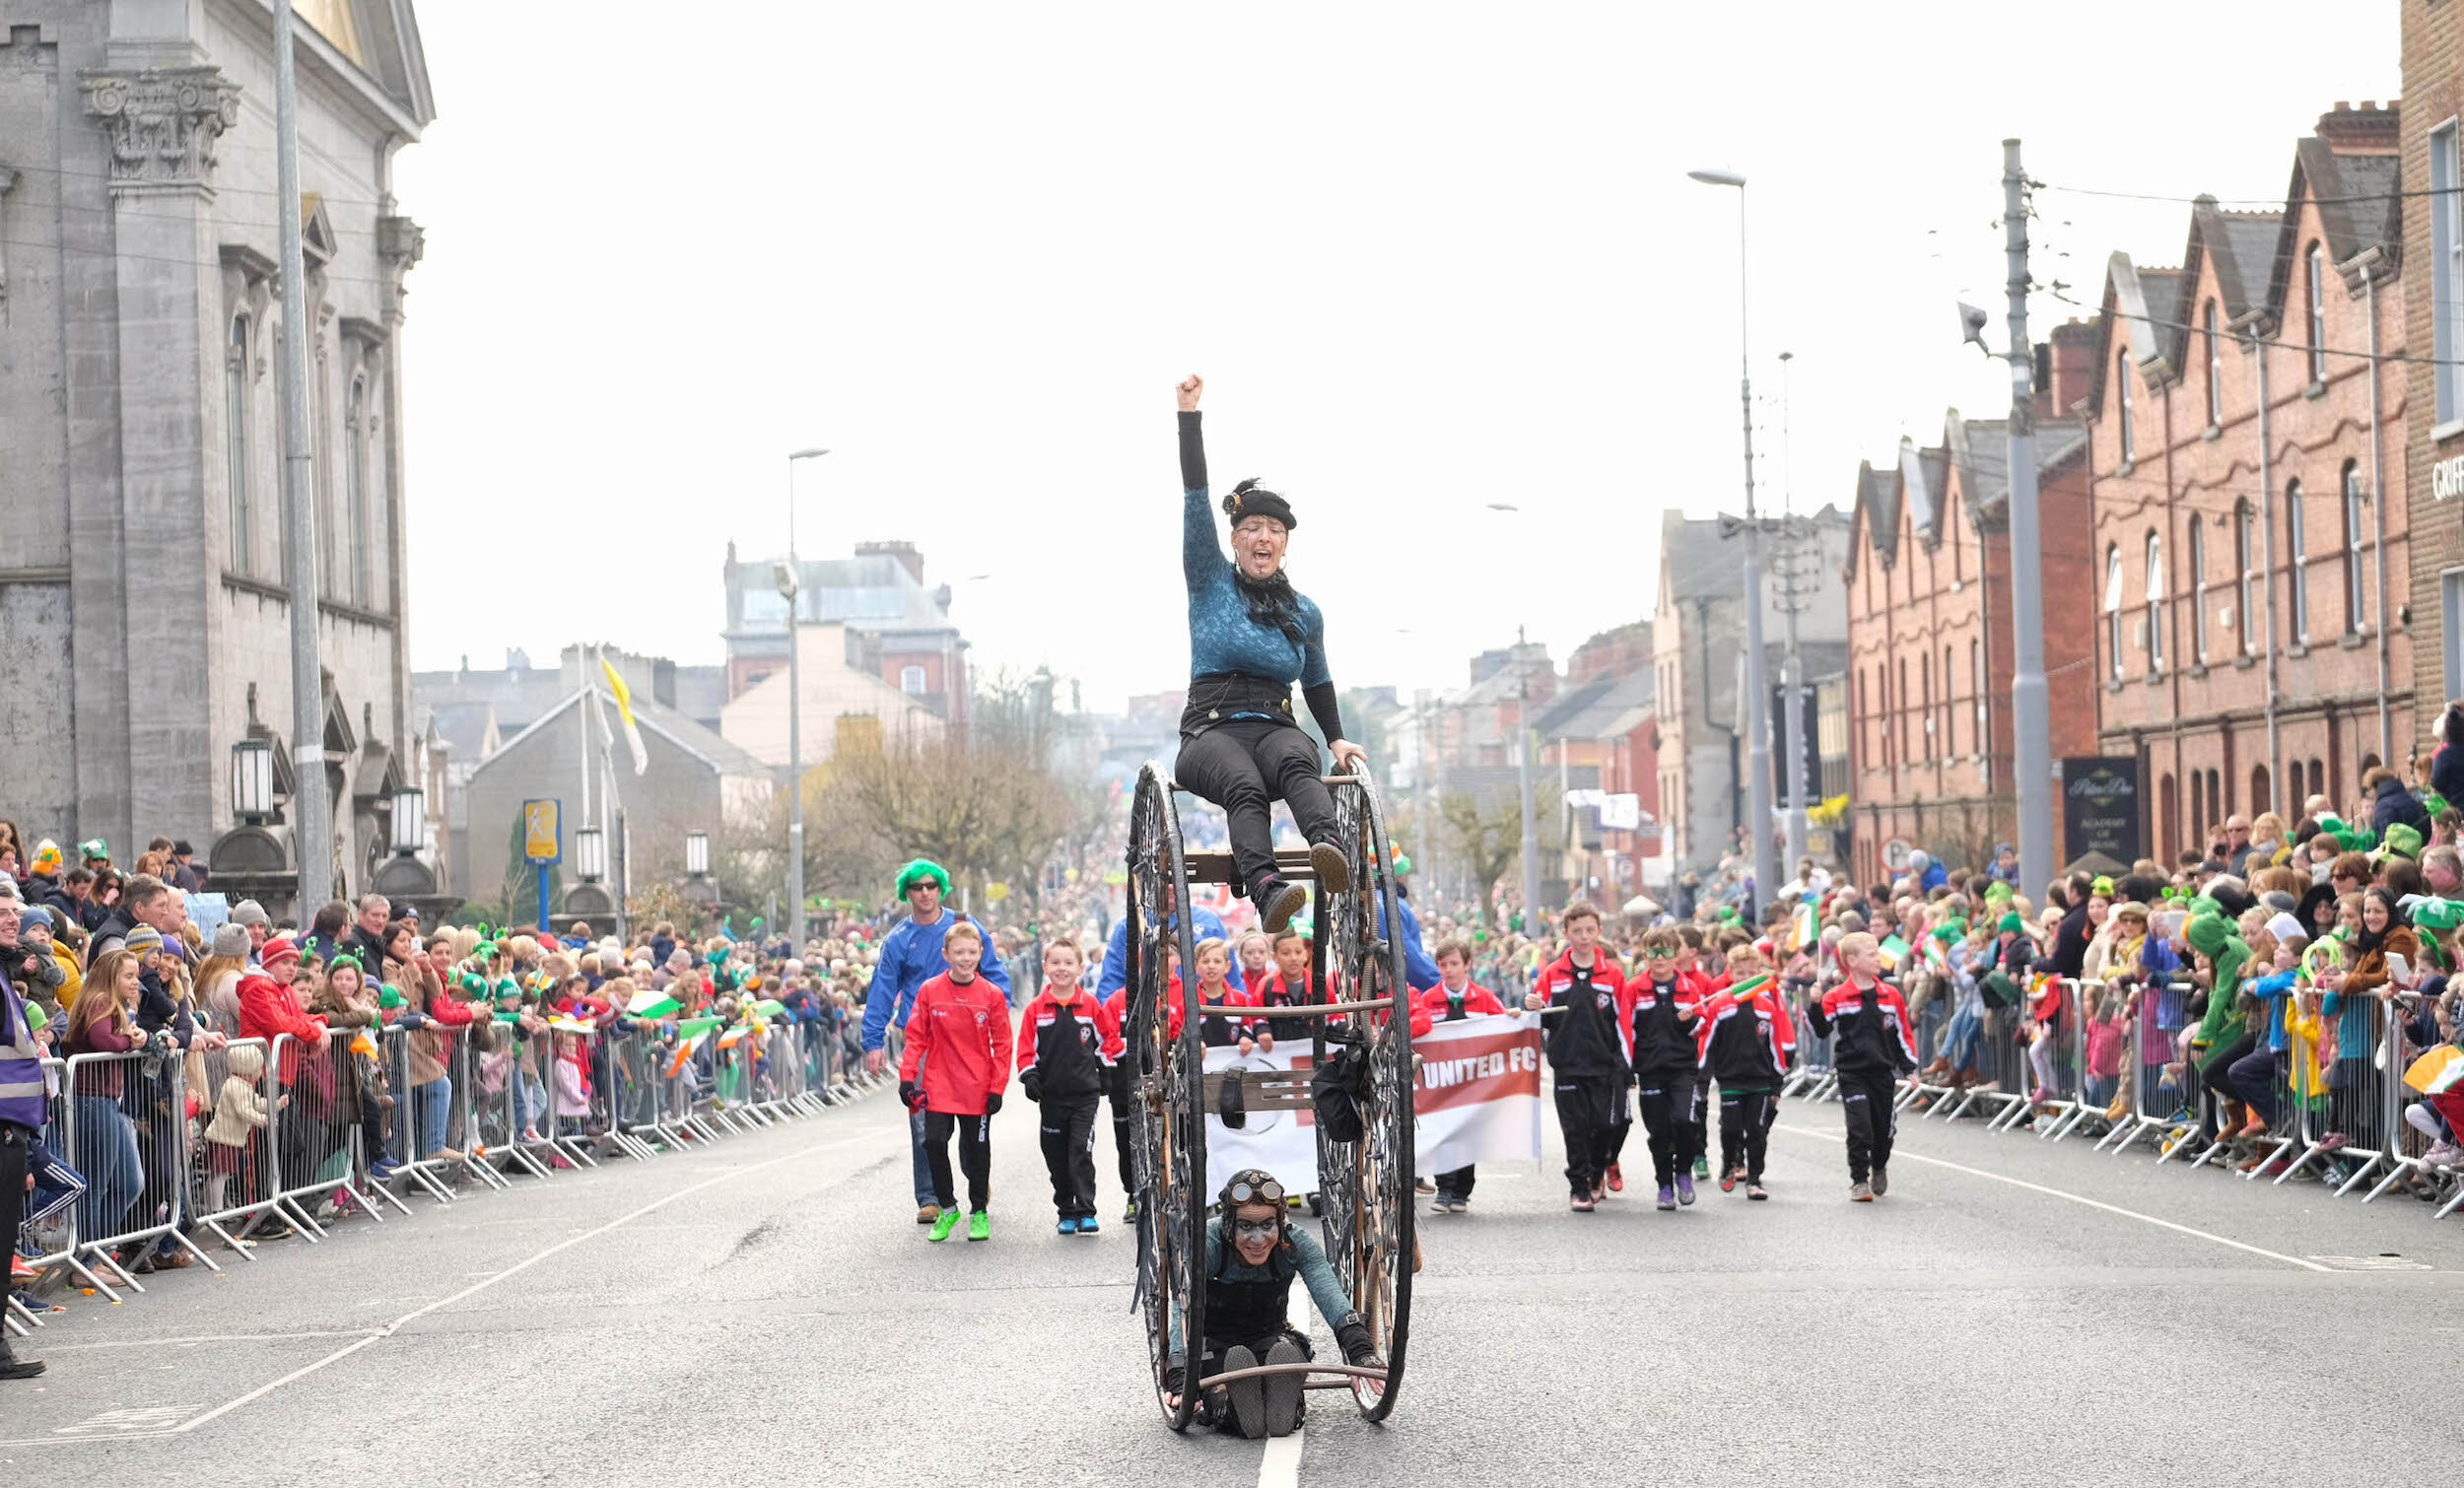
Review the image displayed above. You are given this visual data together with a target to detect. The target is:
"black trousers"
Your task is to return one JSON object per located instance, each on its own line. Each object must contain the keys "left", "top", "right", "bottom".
{"left": 1838, "top": 1071, "right": 1898, "bottom": 1183}
{"left": 924, "top": 1110, "right": 992, "bottom": 1212}
{"left": 1175, "top": 718, "right": 1338, "bottom": 898}
{"left": 1433, "top": 1164, "right": 1475, "bottom": 1199}
{"left": 1554, "top": 1075, "right": 1623, "bottom": 1196}
{"left": 0, "top": 1123, "right": 27, "bottom": 1290}
{"left": 1111, "top": 1085, "right": 1138, "bottom": 1199}
{"left": 1635, "top": 1074, "right": 1700, "bottom": 1185}
{"left": 1603, "top": 1107, "right": 1632, "bottom": 1168}
{"left": 1688, "top": 1075, "right": 1712, "bottom": 1164}
{"left": 1039, "top": 1094, "right": 1100, "bottom": 1220}
{"left": 1718, "top": 1087, "right": 1774, "bottom": 1182}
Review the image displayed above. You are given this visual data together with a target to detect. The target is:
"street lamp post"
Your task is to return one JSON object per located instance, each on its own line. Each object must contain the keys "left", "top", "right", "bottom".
{"left": 1689, "top": 166, "right": 1776, "bottom": 918}
{"left": 784, "top": 446, "right": 829, "bottom": 953}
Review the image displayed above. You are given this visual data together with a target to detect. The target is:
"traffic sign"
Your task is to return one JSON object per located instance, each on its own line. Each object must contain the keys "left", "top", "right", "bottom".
{"left": 523, "top": 799, "right": 562, "bottom": 863}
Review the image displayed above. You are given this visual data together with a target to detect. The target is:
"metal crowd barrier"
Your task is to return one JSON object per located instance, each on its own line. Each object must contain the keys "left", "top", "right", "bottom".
{"left": 1763, "top": 955, "right": 2464, "bottom": 1224}
{"left": 64, "top": 1048, "right": 217, "bottom": 1288}
{"left": 13, "top": 1010, "right": 880, "bottom": 1323}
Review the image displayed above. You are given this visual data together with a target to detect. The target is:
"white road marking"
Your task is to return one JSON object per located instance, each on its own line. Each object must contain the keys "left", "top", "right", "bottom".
{"left": 1258, "top": 1428, "right": 1304, "bottom": 1488}
{"left": 1771, "top": 1122, "right": 2334, "bottom": 1271}
{"left": 6, "top": 1134, "right": 875, "bottom": 1447}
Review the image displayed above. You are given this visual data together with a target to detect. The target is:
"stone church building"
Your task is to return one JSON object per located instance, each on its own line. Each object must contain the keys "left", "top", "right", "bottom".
{"left": 0, "top": 1, "right": 432, "bottom": 897}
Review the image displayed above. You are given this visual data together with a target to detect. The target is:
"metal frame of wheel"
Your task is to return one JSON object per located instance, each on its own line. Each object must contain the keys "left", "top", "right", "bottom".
{"left": 1127, "top": 764, "right": 1208, "bottom": 1430}
{"left": 1310, "top": 770, "right": 1414, "bottom": 1421}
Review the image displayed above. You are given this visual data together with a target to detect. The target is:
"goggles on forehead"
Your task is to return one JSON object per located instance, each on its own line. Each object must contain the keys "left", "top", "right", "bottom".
{"left": 1225, "top": 1177, "right": 1284, "bottom": 1206}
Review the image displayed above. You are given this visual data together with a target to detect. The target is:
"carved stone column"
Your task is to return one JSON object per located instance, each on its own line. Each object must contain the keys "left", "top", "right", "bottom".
{"left": 80, "top": 67, "right": 241, "bottom": 197}
{"left": 81, "top": 66, "right": 237, "bottom": 841}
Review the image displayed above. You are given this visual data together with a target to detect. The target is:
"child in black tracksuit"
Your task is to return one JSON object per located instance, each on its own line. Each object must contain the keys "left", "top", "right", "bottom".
{"left": 1693, "top": 947, "right": 1795, "bottom": 1201}
{"left": 1524, "top": 903, "right": 1633, "bottom": 1212}
{"left": 1806, "top": 931, "right": 1919, "bottom": 1201}
{"left": 1627, "top": 926, "right": 1705, "bottom": 1211}
{"left": 1017, "top": 941, "right": 1124, "bottom": 1234}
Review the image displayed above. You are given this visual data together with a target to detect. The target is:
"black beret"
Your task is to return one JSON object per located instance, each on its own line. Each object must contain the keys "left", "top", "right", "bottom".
{"left": 1223, "top": 478, "right": 1296, "bottom": 532}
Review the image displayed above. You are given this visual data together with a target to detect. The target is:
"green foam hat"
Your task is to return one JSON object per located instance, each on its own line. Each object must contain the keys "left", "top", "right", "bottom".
{"left": 895, "top": 859, "right": 951, "bottom": 897}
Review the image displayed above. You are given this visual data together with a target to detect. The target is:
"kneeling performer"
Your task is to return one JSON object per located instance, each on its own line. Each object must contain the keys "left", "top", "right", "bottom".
{"left": 1166, "top": 1168, "right": 1377, "bottom": 1438}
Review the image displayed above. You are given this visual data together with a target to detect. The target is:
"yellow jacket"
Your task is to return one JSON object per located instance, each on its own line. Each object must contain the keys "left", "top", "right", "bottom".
{"left": 50, "top": 939, "right": 83, "bottom": 1014}
{"left": 2284, "top": 1001, "right": 2328, "bottom": 1104}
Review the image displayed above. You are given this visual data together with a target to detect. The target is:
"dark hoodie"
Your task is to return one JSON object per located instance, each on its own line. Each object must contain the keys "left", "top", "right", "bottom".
{"left": 2433, "top": 704, "right": 2464, "bottom": 804}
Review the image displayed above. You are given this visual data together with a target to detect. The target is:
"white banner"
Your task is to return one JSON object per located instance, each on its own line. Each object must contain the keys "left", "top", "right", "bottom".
{"left": 1199, "top": 1014, "right": 1543, "bottom": 1195}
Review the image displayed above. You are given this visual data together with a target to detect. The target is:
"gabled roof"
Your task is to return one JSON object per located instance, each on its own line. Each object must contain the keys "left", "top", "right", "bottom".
{"left": 2086, "top": 253, "right": 2187, "bottom": 411}
{"left": 2172, "top": 199, "right": 2279, "bottom": 359}
{"left": 1548, "top": 670, "right": 1654, "bottom": 741}
{"left": 1658, "top": 512, "right": 1738, "bottom": 605}
{"left": 470, "top": 687, "right": 770, "bottom": 782}
{"left": 1943, "top": 409, "right": 2089, "bottom": 527}
{"left": 2270, "top": 138, "right": 2402, "bottom": 314}
{"left": 1848, "top": 458, "right": 1900, "bottom": 577}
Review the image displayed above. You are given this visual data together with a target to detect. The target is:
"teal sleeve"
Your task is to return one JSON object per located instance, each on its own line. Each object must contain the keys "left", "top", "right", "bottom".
{"left": 1285, "top": 1225, "right": 1352, "bottom": 1328}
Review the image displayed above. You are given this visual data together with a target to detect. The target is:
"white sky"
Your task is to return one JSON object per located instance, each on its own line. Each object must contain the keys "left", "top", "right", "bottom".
{"left": 394, "top": 2, "right": 2399, "bottom": 710}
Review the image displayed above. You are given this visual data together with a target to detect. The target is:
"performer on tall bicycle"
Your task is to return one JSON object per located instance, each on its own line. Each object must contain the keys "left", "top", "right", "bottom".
{"left": 1171, "top": 375, "right": 1366, "bottom": 934}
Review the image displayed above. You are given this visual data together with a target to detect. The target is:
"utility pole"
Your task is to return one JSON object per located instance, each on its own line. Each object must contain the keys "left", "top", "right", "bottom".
{"left": 1774, "top": 517, "right": 1812, "bottom": 876}
{"left": 1776, "top": 349, "right": 1809, "bottom": 877}
{"left": 275, "top": 1, "right": 330, "bottom": 913}
{"left": 784, "top": 447, "right": 829, "bottom": 952}
{"left": 2003, "top": 138, "right": 2054, "bottom": 896}
{"left": 1688, "top": 167, "right": 1775, "bottom": 917}
{"left": 1517, "top": 644, "right": 1540, "bottom": 926}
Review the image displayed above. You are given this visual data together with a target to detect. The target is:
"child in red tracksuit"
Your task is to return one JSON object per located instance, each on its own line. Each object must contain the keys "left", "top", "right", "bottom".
{"left": 1693, "top": 946, "right": 1795, "bottom": 1201}
{"left": 1524, "top": 902, "right": 1637, "bottom": 1211}
{"left": 899, "top": 921, "right": 1012, "bottom": 1243}
{"left": 1017, "top": 939, "right": 1124, "bottom": 1236}
{"left": 1807, "top": 931, "right": 1919, "bottom": 1201}
{"left": 1627, "top": 925, "right": 1705, "bottom": 1212}
{"left": 1414, "top": 937, "right": 1506, "bottom": 1214}
{"left": 1191, "top": 937, "right": 1262, "bottom": 1049}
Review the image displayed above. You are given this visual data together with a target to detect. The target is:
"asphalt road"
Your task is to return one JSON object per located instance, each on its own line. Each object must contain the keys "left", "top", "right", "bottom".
{"left": 7, "top": 1085, "right": 2461, "bottom": 1487}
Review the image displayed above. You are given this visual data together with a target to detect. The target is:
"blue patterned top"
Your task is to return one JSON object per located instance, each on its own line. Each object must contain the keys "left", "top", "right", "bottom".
{"left": 1180, "top": 414, "right": 1331, "bottom": 693}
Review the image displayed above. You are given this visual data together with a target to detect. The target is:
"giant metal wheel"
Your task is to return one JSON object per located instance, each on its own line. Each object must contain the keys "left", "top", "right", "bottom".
{"left": 1125, "top": 759, "right": 1414, "bottom": 1427}
{"left": 1126, "top": 764, "right": 1207, "bottom": 1431}
{"left": 1307, "top": 767, "right": 1414, "bottom": 1421}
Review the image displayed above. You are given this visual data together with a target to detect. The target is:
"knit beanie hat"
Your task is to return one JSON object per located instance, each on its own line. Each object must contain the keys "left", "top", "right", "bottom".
{"left": 211, "top": 922, "right": 251, "bottom": 958}
{"left": 260, "top": 933, "right": 302, "bottom": 971}
{"left": 2183, "top": 911, "right": 2236, "bottom": 960}
{"left": 124, "top": 923, "right": 164, "bottom": 956}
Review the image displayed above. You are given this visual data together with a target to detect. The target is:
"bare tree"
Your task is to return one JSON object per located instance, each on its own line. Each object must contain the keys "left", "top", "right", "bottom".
{"left": 1438, "top": 780, "right": 1560, "bottom": 924}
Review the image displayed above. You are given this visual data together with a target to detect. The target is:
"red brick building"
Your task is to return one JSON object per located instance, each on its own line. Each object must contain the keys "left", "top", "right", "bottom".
{"left": 1843, "top": 330, "right": 2100, "bottom": 886}
{"left": 2403, "top": 16, "right": 2464, "bottom": 720}
{"left": 2086, "top": 104, "right": 2413, "bottom": 862}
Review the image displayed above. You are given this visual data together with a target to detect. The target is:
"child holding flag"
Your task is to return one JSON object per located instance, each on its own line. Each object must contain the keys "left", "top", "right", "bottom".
{"left": 1694, "top": 945, "right": 1794, "bottom": 1200}
{"left": 1018, "top": 939, "right": 1122, "bottom": 1235}
{"left": 1809, "top": 932, "right": 1918, "bottom": 1201}
{"left": 900, "top": 921, "right": 1012, "bottom": 1243}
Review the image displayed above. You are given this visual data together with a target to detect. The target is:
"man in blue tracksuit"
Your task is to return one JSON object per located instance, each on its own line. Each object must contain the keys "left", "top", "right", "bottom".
{"left": 860, "top": 859, "right": 1009, "bottom": 1223}
{"left": 1385, "top": 866, "right": 1442, "bottom": 993}
{"left": 1097, "top": 900, "right": 1242, "bottom": 998}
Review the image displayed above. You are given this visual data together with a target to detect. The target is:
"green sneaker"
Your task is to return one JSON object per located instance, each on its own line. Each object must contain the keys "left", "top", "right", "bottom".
{"left": 1692, "top": 1155, "right": 1711, "bottom": 1182}
{"left": 967, "top": 1210, "right": 991, "bottom": 1243}
{"left": 928, "top": 1209, "right": 962, "bottom": 1243}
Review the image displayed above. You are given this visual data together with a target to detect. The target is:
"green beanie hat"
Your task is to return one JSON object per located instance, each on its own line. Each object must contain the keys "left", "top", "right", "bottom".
{"left": 896, "top": 858, "right": 951, "bottom": 897}
{"left": 1995, "top": 912, "right": 2023, "bottom": 935}
{"left": 2183, "top": 912, "right": 2237, "bottom": 960}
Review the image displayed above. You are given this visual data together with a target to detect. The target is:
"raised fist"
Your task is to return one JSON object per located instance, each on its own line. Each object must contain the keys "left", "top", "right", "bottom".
{"left": 1176, "top": 374, "right": 1204, "bottom": 412}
